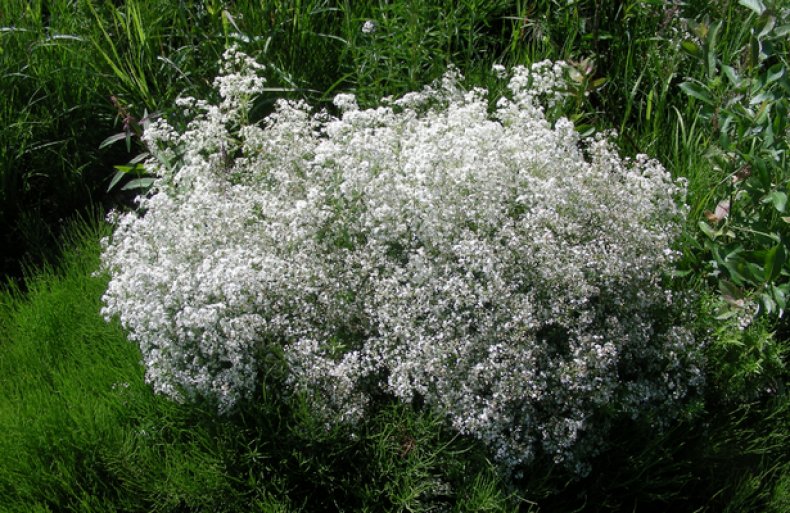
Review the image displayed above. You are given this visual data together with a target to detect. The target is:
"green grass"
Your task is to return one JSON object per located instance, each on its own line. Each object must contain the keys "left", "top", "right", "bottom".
{"left": 1, "top": 0, "right": 788, "bottom": 511}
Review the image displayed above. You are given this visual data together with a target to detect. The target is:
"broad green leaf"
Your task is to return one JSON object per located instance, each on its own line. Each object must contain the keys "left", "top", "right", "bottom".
{"left": 764, "top": 243, "right": 786, "bottom": 282}
{"left": 719, "top": 126, "right": 731, "bottom": 148}
{"left": 765, "top": 64, "right": 785, "bottom": 85}
{"left": 723, "top": 65, "right": 741, "bottom": 86}
{"left": 719, "top": 279, "right": 742, "bottom": 300}
{"left": 699, "top": 220, "right": 721, "bottom": 239}
{"left": 759, "top": 39, "right": 774, "bottom": 61}
{"left": 761, "top": 191, "right": 787, "bottom": 212}
{"left": 715, "top": 309, "right": 740, "bottom": 321}
{"left": 739, "top": 0, "right": 766, "bottom": 15}
{"left": 772, "top": 191, "right": 787, "bottom": 212}
{"left": 750, "top": 34, "right": 762, "bottom": 66}
{"left": 706, "top": 21, "right": 722, "bottom": 79}
{"left": 764, "top": 119, "right": 776, "bottom": 146}
{"left": 772, "top": 283, "right": 786, "bottom": 309}
{"left": 761, "top": 292, "right": 775, "bottom": 315}
{"left": 723, "top": 260, "right": 748, "bottom": 285}
{"left": 680, "top": 81, "right": 714, "bottom": 105}
{"left": 747, "top": 261, "right": 765, "bottom": 283}
{"left": 681, "top": 40, "right": 703, "bottom": 59}
{"left": 758, "top": 15, "right": 776, "bottom": 39}
{"left": 749, "top": 90, "right": 774, "bottom": 105}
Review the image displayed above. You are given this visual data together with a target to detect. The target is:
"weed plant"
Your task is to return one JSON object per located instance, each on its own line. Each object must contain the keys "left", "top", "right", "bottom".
{"left": 1, "top": 0, "right": 788, "bottom": 511}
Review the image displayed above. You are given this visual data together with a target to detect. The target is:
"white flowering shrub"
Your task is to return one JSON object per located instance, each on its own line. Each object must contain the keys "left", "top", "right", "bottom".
{"left": 101, "top": 48, "right": 703, "bottom": 475}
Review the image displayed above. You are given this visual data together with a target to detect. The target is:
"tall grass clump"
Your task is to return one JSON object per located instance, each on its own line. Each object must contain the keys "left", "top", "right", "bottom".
{"left": 338, "top": 0, "right": 515, "bottom": 105}
{"left": 0, "top": 1, "right": 111, "bottom": 278}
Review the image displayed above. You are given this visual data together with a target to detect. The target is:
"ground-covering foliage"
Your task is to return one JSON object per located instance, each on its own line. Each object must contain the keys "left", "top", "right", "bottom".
{"left": 1, "top": 0, "right": 788, "bottom": 511}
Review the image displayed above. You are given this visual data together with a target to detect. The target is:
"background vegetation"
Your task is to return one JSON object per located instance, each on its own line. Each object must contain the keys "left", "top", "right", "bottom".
{"left": 0, "top": 0, "right": 787, "bottom": 511}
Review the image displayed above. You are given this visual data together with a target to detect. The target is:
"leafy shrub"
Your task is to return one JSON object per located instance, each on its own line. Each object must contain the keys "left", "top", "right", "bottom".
{"left": 681, "top": 0, "right": 790, "bottom": 322}
{"left": 100, "top": 48, "right": 703, "bottom": 476}
{"left": 674, "top": 1, "right": 789, "bottom": 411}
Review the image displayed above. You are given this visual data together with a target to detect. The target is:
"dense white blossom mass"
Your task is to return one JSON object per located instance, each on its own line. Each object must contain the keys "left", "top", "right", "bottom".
{"left": 101, "top": 48, "right": 703, "bottom": 474}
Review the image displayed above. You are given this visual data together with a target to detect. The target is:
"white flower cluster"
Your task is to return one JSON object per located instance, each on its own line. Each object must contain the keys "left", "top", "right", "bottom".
{"left": 100, "top": 48, "right": 703, "bottom": 474}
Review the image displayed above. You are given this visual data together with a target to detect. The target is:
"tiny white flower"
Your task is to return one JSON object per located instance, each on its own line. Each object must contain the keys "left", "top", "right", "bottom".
{"left": 361, "top": 20, "right": 376, "bottom": 34}
{"left": 101, "top": 50, "right": 702, "bottom": 477}
{"left": 333, "top": 93, "right": 358, "bottom": 112}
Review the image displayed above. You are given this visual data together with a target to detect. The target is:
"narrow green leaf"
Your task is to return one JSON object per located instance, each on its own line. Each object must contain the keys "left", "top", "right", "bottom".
{"left": 107, "top": 170, "right": 126, "bottom": 192}
{"left": 129, "top": 152, "right": 149, "bottom": 164}
{"left": 646, "top": 88, "right": 654, "bottom": 121}
{"left": 122, "top": 177, "right": 156, "bottom": 191}
{"left": 99, "top": 132, "right": 128, "bottom": 149}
